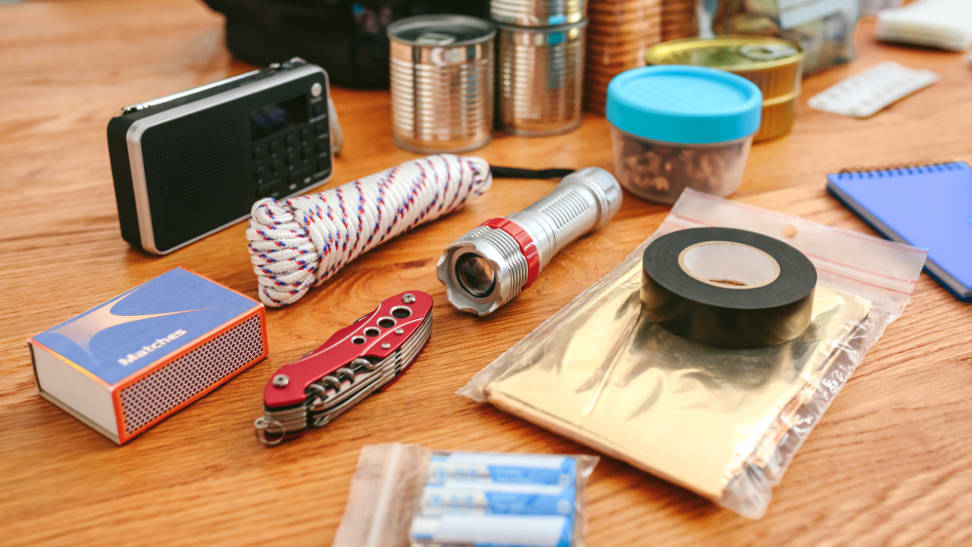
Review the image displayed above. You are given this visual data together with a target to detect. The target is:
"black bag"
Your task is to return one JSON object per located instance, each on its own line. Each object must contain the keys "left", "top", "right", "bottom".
{"left": 202, "top": 0, "right": 489, "bottom": 89}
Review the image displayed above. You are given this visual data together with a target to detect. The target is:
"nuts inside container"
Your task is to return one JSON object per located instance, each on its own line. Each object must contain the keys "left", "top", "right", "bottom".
{"left": 612, "top": 133, "right": 751, "bottom": 203}
{"left": 606, "top": 65, "right": 762, "bottom": 204}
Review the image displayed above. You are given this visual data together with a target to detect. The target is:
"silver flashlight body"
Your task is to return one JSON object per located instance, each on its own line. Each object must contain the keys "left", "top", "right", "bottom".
{"left": 507, "top": 167, "right": 621, "bottom": 268}
{"left": 437, "top": 167, "right": 622, "bottom": 316}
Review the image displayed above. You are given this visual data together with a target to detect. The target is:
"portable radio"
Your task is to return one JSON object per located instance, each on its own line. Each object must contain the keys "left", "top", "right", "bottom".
{"left": 107, "top": 58, "right": 337, "bottom": 254}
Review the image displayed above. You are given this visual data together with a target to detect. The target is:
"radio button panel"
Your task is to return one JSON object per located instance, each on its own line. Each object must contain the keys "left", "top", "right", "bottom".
{"left": 252, "top": 96, "right": 330, "bottom": 200}
{"left": 237, "top": 66, "right": 332, "bottom": 201}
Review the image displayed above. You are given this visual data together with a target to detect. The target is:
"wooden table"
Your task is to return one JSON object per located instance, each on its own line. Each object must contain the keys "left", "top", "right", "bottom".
{"left": 2, "top": 1, "right": 970, "bottom": 544}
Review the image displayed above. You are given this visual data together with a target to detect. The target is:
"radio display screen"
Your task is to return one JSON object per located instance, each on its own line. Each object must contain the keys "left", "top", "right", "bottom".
{"left": 250, "top": 95, "right": 307, "bottom": 140}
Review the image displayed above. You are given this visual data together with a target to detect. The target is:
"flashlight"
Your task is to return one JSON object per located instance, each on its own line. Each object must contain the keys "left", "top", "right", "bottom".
{"left": 437, "top": 167, "right": 622, "bottom": 316}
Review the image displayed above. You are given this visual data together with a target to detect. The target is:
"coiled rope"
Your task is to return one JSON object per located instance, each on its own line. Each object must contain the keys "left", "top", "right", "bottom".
{"left": 246, "top": 154, "right": 492, "bottom": 307}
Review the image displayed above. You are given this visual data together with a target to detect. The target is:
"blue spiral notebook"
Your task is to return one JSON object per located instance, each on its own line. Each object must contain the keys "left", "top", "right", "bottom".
{"left": 826, "top": 161, "right": 972, "bottom": 301}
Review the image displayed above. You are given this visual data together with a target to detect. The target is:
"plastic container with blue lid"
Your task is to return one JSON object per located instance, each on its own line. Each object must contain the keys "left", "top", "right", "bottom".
{"left": 606, "top": 65, "right": 763, "bottom": 204}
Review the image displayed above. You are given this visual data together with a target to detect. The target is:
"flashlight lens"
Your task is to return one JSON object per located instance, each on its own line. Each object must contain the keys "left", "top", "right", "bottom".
{"left": 455, "top": 253, "right": 495, "bottom": 298}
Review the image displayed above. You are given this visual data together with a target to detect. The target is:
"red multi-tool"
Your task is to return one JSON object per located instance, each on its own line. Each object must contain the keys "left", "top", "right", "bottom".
{"left": 254, "top": 291, "right": 433, "bottom": 445}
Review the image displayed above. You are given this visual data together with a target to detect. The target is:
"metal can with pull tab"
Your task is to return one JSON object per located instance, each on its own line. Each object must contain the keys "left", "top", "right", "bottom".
{"left": 497, "top": 19, "right": 588, "bottom": 136}
{"left": 645, "top": 36, "right": 803, "bottom": 141}
{"left": 388, "top": 15, "right": 495, "bottom": 153}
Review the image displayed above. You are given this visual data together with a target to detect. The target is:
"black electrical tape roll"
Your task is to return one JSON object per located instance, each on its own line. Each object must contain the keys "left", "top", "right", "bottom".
{"left": 641, "top": 227, "right": 816, "bottom": 349}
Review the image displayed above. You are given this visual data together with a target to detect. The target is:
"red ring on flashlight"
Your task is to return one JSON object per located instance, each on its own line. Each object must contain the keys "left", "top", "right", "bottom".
{"left": 480, "top": 218, "right": 540, "bottom": 289}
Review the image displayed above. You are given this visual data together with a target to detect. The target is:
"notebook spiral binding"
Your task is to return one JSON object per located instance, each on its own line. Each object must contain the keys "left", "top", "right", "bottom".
{"left": 837, "top": 160, "right": 962, "bottom": 178}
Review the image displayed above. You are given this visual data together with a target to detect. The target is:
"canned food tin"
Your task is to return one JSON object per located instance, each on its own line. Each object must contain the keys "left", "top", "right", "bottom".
{"left": 491, "top": 0, "right": 588, "bottom": 27}
{"left": 584, "top": 0, "right": 663, "bottom": 115}
{"left": 497, "top": 20, "right": 587, "bottom": 136}
{"left": 645, "top": 36, "right": 803, "bottom": 141}
{"left": 661, "top": 0, "right": 696, "bottom": 41}
{"left": 388, "top": 15, "right": 495, "bottom": 153}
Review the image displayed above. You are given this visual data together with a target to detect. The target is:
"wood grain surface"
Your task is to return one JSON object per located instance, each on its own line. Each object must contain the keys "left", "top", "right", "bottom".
{"left": 1, "top": 1, "right": 971, "bottom": 545}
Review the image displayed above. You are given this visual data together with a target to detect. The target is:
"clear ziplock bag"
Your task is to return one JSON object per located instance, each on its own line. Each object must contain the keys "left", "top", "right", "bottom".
{"left": 698, "top": 0, "right": 861, "bottom": 75}
{"left": 460, "top": 189, "right": 926, "bottom": 518}
{"left": 333, "top": 443, "right": 599, "bottom": 547}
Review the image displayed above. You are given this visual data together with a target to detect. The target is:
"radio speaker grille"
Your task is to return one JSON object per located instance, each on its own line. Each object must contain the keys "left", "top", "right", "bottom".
{"left": 119, "top": 314, "right": 264, "bottom": 436}
{"left": 144, "top": 121, "right": 241, "bottom": 250}
{"left": 158, "top": 123, "right": 234, "bottom": 202}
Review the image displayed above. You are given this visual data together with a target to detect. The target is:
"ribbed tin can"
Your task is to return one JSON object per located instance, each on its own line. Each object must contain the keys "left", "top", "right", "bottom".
{"left": 497, "top": 20, "right": 587, "bottom": 136}
{"left": 661, "top": 0, "right": 696, "bottom": 40}
{"left": 491, "top": 0, "right": 588, "bottom": 27}
{"left": 584, "top": 0, "right": 663, "bottom": 114}
{"left": 388, "top": 15, "right": 495, "bottom": 153}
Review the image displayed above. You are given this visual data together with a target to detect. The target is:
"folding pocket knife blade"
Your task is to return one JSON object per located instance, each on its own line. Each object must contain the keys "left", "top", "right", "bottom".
{"left": 254, "top": 291, "right": 433, "bottom": 445}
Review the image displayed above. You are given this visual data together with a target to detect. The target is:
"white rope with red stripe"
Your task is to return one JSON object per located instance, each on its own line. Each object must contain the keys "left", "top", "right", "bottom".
{"left": 246, "top": 154, "right": 492, "bottom": 307}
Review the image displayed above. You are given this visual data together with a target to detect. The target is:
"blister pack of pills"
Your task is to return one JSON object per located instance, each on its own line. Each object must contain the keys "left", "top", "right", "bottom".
{"left": 808, "top": 61, "right": 939, "bottom": 118}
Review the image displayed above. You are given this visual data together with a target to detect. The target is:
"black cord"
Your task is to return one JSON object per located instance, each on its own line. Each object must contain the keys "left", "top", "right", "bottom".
{"left": 490, "top": 165, "right": 575, "bottom": 179}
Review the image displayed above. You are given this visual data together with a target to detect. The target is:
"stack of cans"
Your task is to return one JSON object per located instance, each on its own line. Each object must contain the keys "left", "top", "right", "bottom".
{"left": 584, "top": 0, "right": 662, "bottom": 114}
{"left": 661, "top": 0, "right": 697, "bottom": 41}
{"left": 492, "top": 0, "right": 589, "bottom": 135}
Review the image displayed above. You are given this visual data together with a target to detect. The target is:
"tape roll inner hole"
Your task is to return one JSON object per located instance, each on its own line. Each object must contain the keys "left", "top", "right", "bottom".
{"left": 678, "top": 241, "right": 781, "bottom": 290}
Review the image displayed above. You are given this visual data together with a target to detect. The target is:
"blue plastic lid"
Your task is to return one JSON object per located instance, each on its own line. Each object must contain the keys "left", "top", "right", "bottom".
{"left": 606, "top": 65, "right": 763, "bottom": 145}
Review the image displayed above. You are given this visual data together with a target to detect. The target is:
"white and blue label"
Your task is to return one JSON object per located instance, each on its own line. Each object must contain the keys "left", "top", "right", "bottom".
{"left": 427, "top": 452, "right": 576, "bottom": 486}
{"left": 410, "top": 514, "right": 573, "bottom": 547}
{"left": 421, "top": 482, "right": 576, "bottom": 517}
